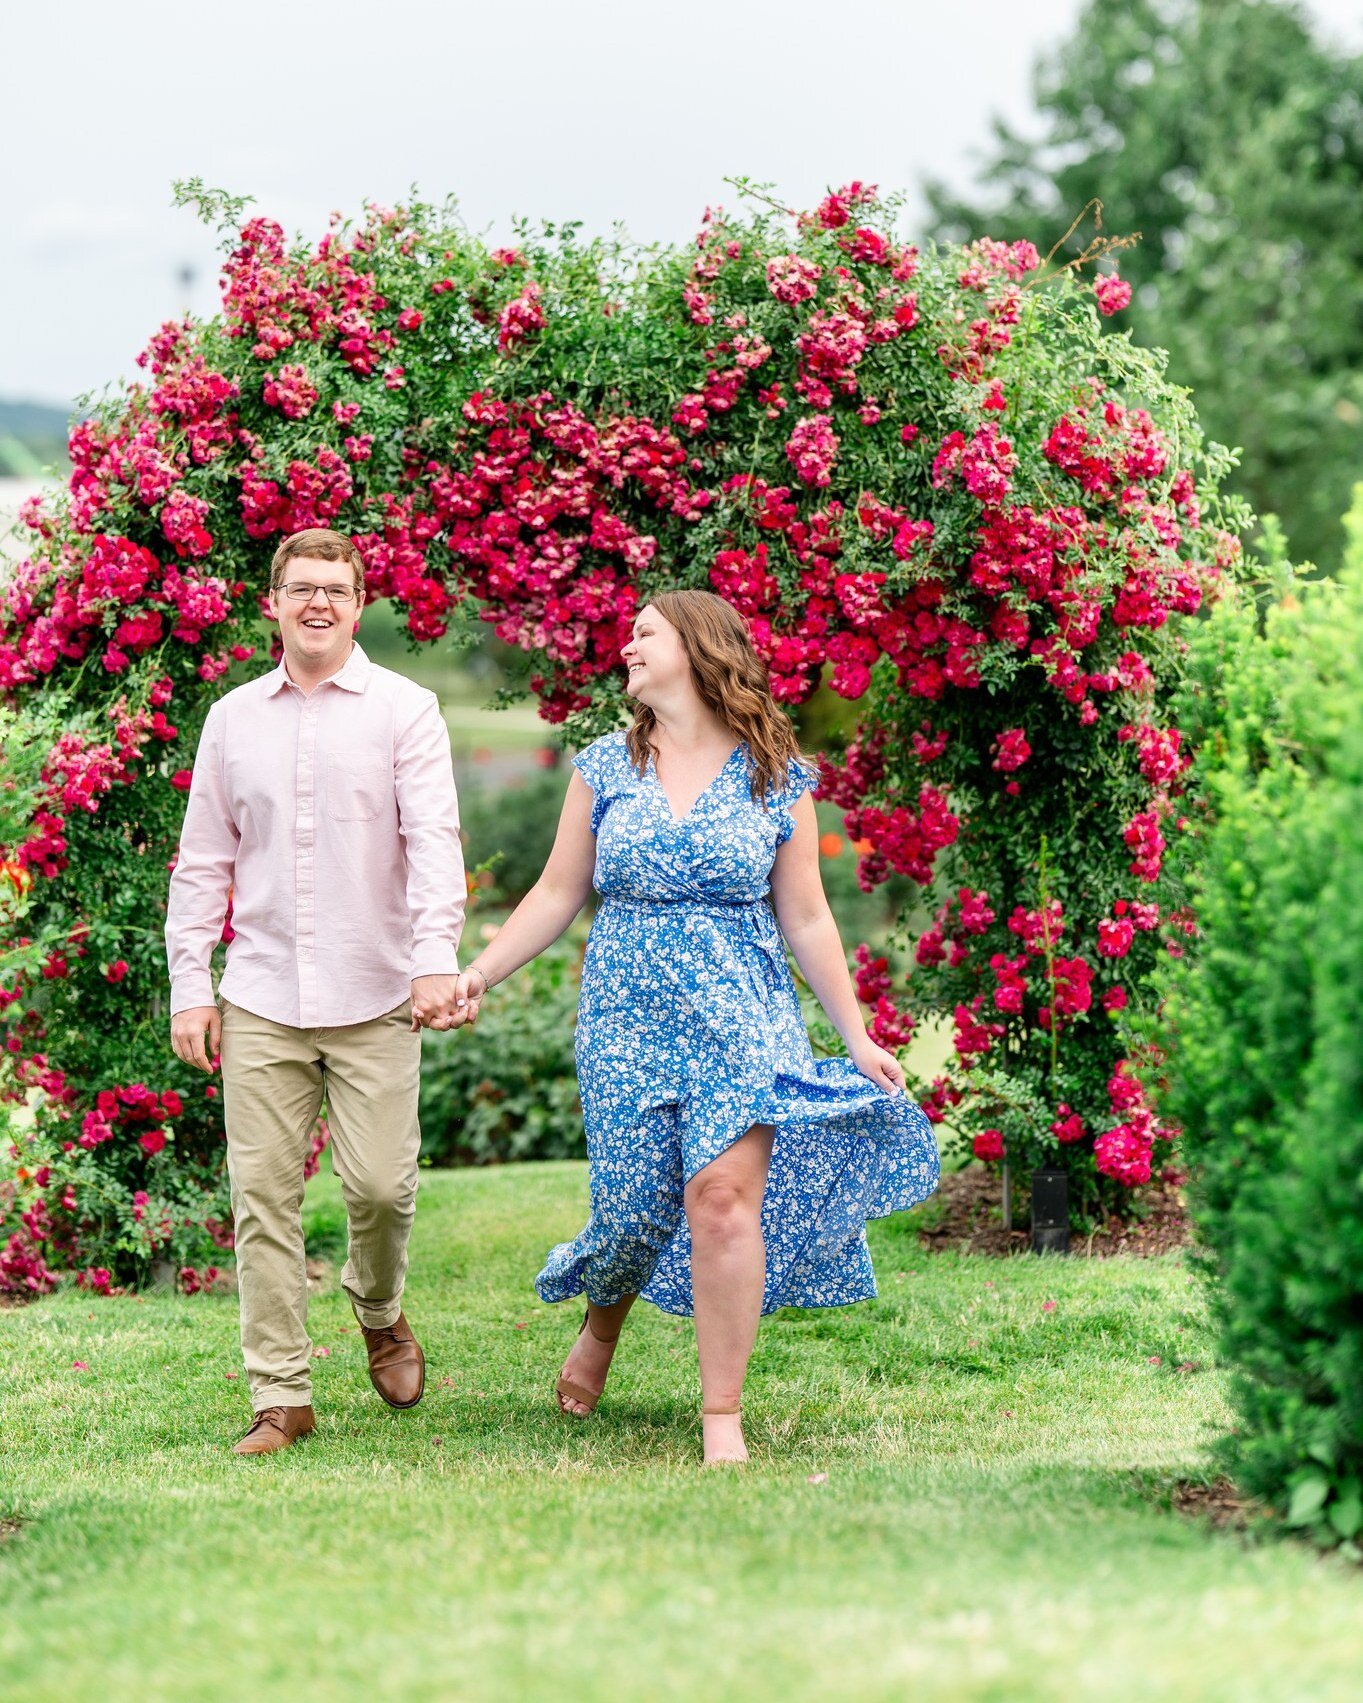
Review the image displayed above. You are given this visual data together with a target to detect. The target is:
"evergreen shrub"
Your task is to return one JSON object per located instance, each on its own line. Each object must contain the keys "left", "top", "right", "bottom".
{"left": 1155, "top": 495, "right": 1363, "bottom": 1552}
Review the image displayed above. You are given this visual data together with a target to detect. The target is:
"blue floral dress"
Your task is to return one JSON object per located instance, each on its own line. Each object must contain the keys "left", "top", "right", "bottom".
{"left": 534, "top": 731, "right": 940, "bottom": 1316}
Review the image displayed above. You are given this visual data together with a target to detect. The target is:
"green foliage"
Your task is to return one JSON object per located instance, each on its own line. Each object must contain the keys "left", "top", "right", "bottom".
{"left": 458, "top": 764, "right": 569, "bottom": 904}
{"left": 418, "top": 941, "right": 583, "bottom": 1165}
{"left": 0, "top": 689, "right": 235, "bottom": 1283}
{"left": 1155, "top": 486, "right": 1363, "bottom": 1550}
{"left": 930, "top": 0, "right": 1363, "bottom": 570}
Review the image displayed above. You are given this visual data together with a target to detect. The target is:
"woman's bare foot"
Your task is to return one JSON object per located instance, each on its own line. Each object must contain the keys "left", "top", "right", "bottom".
{"left": 702, "top": 1410, "right": 748, "bottom": 1466}
{"left": 556, "top": 1325, "right": 619, "bottom": 1416}
{"left": 555, "top": 1300, "right": 633, "bottom": 1417}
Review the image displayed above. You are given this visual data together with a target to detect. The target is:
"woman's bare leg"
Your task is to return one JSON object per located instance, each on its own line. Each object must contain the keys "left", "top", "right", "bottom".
{"left": 556, "top": 1103, "right": 686, "bottom": 1415}
{"left": 685, "top": 1124, "right": 775, "bottom": 1464}
{"left": 557, "top": 1295, "right": 636, "bottom": 1416}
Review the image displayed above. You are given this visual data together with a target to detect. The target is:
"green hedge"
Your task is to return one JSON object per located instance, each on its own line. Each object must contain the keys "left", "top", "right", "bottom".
{"left": 459, "top": 765, "right": 570, "bottom": 904}
{"left": 418, "top": 940, "right": 583, "bottom": 1165}
{"left": 1155, "top": 494, "right": 1363, "bottom": 1552}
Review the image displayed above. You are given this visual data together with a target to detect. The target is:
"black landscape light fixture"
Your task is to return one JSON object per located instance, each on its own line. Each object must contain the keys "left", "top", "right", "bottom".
{"left": 1031, "top": 1166, "right": 1069, "bottom": 1255}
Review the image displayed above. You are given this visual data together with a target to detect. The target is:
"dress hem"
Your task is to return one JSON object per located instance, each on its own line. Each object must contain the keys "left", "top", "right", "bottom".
{"left": 534, "top": 1072, "right": 935, "bottom": 1318}
{"left": 532, "top": 1275, "right": 881, "bottom": 1320}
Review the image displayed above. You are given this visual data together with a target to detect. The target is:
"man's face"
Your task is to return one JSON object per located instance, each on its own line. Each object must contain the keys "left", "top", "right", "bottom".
{"left": 266, "top": 554, "right": 365, "bottom": 674}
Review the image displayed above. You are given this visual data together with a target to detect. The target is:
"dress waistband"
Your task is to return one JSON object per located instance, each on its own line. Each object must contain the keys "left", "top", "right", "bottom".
{"left": 597, "top": 895, "right": 769, "bottom": 917}
{"left": 595, "top": 895, "right": 785, "bottom": 993}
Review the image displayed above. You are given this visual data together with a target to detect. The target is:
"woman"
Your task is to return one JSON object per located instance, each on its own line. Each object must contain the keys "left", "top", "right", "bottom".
{"left": 449, "top": 590, "right": 938, "bottom": 1464}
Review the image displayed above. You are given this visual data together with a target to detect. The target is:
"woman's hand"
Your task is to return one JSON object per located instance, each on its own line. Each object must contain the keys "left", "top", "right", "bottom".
{"left": 849, "top": 1036, "right": 905, "bottom": 1094}
{"left": 449, "top": 966, "right": 488, "bottom": 1030}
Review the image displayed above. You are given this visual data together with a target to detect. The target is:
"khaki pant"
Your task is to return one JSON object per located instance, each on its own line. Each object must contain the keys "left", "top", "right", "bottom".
{"left": 220, "top": 998, "right": 421, "bottom": 1410}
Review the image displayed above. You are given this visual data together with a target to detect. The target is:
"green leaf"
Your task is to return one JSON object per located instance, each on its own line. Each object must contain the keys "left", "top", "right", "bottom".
{"left": 1286, "top": 1474, "right": 1330, "bottom": 1526}
{"left": 1327, "top": 1484, "right": 1363, "bottom": 1541}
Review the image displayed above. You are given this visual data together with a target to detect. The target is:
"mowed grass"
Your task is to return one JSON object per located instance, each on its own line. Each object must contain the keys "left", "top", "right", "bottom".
{"left": 2, "top": 1166, "right": 1360, "bottom": 1703}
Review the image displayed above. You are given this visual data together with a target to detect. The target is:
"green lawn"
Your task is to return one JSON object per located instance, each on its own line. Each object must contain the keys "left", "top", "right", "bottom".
{"left": 444, "top": 697, "right": 552, "bottom": 763}
{"left": 2, "top": 1166, "right": 1359, "bottom": 1702}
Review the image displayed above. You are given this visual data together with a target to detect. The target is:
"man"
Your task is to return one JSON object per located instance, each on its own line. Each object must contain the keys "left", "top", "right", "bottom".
{"left": 166, "top": 527, "right": 465, "bottom": 1456}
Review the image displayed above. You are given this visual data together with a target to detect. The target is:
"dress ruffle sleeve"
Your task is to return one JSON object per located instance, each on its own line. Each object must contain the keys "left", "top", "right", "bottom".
{"left": 571, "top": 734, "right": 629, "bottom": 836}
{"left": 769, "top": 757, "right": 818, "bottom": 847}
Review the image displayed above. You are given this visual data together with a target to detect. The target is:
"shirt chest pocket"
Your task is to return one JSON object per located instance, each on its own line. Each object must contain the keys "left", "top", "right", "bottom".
{"left": 326, "top": 759, "right": 389, "bottom": 822}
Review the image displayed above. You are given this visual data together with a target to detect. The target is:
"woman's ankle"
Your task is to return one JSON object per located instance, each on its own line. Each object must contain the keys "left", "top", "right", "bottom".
{"left": 585, "top": 1295, "right": 635, "bottom": 1342}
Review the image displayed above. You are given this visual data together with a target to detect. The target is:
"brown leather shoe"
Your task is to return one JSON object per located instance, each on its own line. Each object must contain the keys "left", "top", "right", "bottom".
{"left": 359, "top": 1311, "right": 425, "bottom": 1408}
{"left": 232, "top": 1404, "right": 316, "bottom": 1456}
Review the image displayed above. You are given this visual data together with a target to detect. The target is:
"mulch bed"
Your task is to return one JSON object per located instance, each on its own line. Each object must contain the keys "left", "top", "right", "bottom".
{"left": 1168, "top": 1479, "right": 1267, "bottom": 1533}
{"left": 917, "top": 1165, "right": 1193, "bottom": 1259}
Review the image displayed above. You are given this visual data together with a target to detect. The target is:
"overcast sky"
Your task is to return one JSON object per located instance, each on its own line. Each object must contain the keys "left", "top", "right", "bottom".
{"left": 5, "top": 0, "right": 1360, "bottom": 409}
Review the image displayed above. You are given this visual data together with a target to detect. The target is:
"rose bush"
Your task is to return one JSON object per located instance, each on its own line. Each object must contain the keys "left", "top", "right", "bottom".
{"left": 0, "top": 179, "right": 1251, "bottom": 1287}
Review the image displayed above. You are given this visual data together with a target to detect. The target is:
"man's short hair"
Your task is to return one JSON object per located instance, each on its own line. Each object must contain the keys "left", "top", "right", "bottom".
{"left": 269, "top": 529, "right": 366, "bottom": 594}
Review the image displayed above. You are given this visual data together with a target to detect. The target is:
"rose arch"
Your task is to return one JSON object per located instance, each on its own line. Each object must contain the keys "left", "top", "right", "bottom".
{"left": 0, "top": 181, "right": 1251, "bottom": 1289}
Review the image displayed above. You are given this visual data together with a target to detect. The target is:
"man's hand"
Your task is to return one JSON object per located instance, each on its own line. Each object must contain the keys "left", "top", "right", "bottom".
{"left": 410, "top": 973, "right": 460, "bottom": 1032}
{"left": 170, "top": 1005, "right": 221, "bottom": 1073}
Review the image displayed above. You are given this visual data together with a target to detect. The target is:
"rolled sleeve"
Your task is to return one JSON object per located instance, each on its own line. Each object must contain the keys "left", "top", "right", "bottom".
{"left": 395, "top": 692, "right": 466, "bottom": 979}
{"left": 165, "top": 705, "right": 239, "bottom": 1014}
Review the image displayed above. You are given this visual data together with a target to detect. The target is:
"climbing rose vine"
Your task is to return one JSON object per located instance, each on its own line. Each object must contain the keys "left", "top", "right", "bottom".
{"left": 0, "top": 181, "right": 1251, "bottom": 1286}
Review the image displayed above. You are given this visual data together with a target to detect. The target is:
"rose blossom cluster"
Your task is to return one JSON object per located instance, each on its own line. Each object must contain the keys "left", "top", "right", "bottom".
{"left": 353, "top": 390, "right": 709, "bottom": 716}
{"left": 0, "top": 1232, "right": 60, "bottom": 1296}
{"left": 221, "top": 213, "right": 400, "bottom": 374}
{"left": 1094, "top": 272, "right": 1133, "bottom": 317}
{"left": 262, "top": 363, "right": 319, "bottom": 420}
{"left": 1090, "top": 1059, "right": 1176, "bottom": 1186}
{"left": 7, "top": 696, "right": 179, "bottom": 879}
{"left": 852, "top": 943, "right": 915, "bottom": 1049}
{"left": 0, "top": 532, "right": 241, "bottom": 694}
{"left": 78, "top": 1083, "right": 183, "bottom": 1155}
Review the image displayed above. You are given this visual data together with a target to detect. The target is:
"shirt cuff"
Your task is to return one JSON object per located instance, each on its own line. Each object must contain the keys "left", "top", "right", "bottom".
{"left": 410, "top": 945, "right": 460, "bottom": 981}
{"left": 170, "top": 973, "right": 217, "bottom": 1014}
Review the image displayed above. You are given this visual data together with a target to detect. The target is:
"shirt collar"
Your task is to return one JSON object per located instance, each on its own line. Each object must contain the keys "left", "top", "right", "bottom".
{"left": 265, "top": 642, "right": 373, "bottom": 698}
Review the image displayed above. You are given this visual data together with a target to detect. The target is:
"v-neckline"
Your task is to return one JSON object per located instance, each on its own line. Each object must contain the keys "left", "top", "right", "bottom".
{"left": 649, "top": 743, "right": 744, "bottom": 826}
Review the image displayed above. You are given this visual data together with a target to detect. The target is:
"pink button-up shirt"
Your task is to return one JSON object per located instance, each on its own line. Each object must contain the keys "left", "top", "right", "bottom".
{"left": 166, "top": 644, "right": 465, "bottom": 1027}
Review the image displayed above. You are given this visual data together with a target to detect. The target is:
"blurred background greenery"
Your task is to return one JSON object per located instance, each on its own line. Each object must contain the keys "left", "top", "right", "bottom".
{"left": 928, "top": 0, "right": 1363, "bottom": 576}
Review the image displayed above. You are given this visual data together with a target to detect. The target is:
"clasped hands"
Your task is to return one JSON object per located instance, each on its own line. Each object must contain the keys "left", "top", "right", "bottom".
{"left": 168, "top": 976, "right": 486, "bottom": 1066}
{"left": 409, "top": 969, "right": 487, "bottom": 1033}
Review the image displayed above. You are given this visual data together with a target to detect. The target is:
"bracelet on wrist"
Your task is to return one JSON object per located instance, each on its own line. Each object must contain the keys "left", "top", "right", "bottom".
{"left": 466, "top": 965, "right": 490, "bottom": 996}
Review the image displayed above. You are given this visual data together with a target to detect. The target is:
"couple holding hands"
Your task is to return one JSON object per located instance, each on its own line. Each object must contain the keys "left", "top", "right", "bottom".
{"left": 166, "top": 527, "right": 938, "bottom": 1466}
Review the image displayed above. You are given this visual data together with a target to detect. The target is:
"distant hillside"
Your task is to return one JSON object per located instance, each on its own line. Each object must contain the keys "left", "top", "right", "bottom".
{"left": 0, "top": 397, "right": 73, "bottom": 475}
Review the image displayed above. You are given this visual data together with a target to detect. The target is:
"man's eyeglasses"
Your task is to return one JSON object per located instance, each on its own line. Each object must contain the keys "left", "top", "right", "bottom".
{"left": 280, "top": 583, "right": 361, "bottom": 604}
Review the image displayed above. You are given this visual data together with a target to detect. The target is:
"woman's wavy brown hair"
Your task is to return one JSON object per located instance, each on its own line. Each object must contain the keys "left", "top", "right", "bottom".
{"left": 624, "top": 589, "right": 809, "bottom": 802}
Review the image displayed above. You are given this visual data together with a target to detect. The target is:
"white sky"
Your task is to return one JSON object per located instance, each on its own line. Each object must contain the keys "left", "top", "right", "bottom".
{"left": 5, "top": 0, "right": 1360, "bottom": 408}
